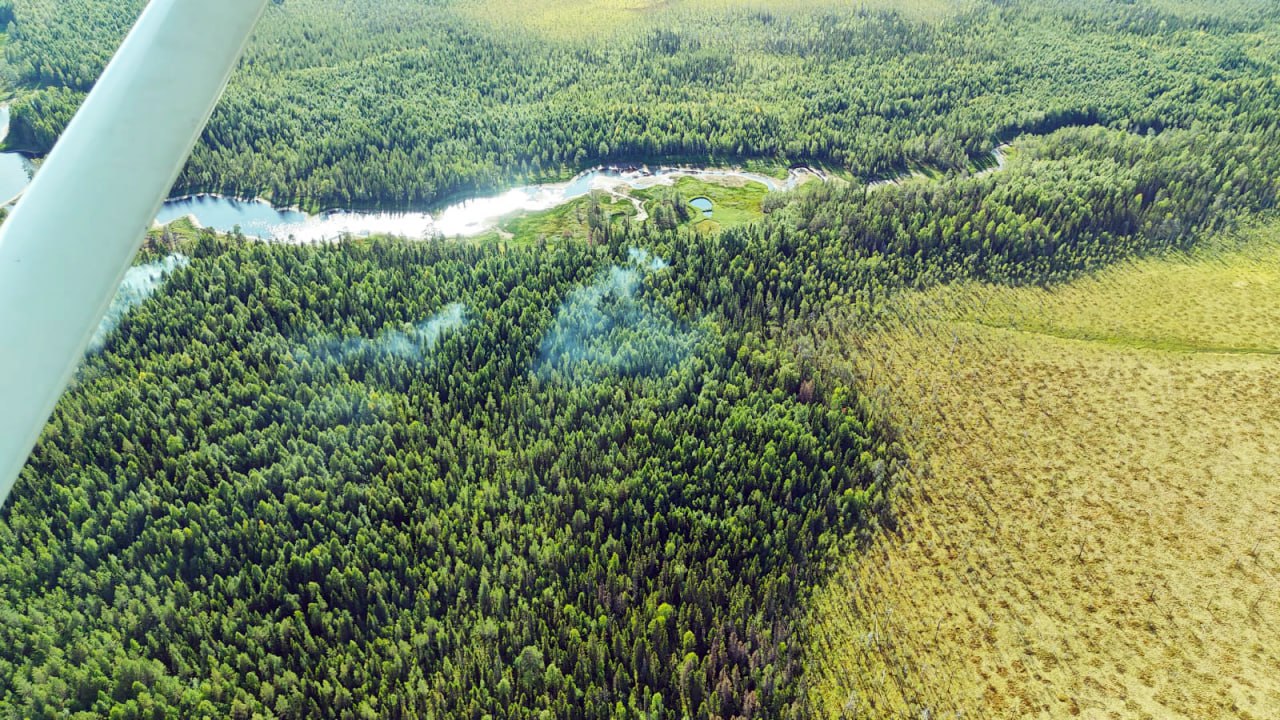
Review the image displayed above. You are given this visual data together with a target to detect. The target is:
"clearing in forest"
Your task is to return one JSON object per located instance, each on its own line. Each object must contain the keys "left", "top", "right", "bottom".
{"left": 457, "top": 0, "right": 968, "bottom": 40}
{"left": 805, "top": 225, "right": 1280, "bottom": 719}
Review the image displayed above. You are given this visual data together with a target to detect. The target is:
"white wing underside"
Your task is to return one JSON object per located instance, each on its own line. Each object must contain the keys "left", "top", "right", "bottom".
{"left": 0, "top": 0, "right": 269, "bottom": 507}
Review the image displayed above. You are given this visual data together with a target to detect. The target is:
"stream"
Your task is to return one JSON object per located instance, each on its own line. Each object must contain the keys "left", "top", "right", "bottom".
{"left": 0, "top": 106, "right": 823, "bottom": 242}
{"left": 0, "top": 105, "right": 1006, "bottom": 243}
{"left": 152, "top": 165, "right": 823, "bottom": 243}
{"left": 0, "top": 108, "right": 36, "bottom": 205}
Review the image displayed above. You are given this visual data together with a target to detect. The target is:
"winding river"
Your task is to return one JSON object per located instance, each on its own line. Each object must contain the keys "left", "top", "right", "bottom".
{"left": 0, "top": 107, "right": 821, "bottom": 243}
{"left": 153, "top": 165, "right": 821, "bottom": 243}
{"left": 1, "top": 106, "right": 1009, "bottom": 243}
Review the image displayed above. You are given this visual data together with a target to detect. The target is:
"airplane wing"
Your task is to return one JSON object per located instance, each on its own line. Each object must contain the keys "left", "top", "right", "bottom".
{"left": 0, "top": 0, "right": 269, "bottom": 507}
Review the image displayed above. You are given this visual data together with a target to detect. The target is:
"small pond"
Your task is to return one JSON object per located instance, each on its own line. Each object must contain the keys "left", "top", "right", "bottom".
{"left": 689, "top": 197, "right": 713, "bottom": 218}
{"left": 0, "top": 107, "right": 829, "bottom": 241}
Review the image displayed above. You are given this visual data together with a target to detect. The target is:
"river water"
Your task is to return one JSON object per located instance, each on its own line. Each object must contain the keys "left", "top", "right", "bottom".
{"left": 153, "top": 165, "right": 818, "bottom": 243}
{"left": 0, "top": 106, "right": 819, "bottom": 242}
{"left": 0, "top": 108, "right": 36, "bottom": 204}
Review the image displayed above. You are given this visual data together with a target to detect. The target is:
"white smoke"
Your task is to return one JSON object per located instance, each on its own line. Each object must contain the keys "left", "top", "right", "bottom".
{"left": 315, "top": 303, "right": 469, "bottom": 363}
{"left": 627, "top": 247, "right": 670, "bottom": 272}
{"left": 377, "top": 303, "right": 469, "bottom": 359}
{"left": 538, "top": 249, "right": 698, "bottom": 380}
{"left": 88, "top": 255, "right": 190, "bottom": 353}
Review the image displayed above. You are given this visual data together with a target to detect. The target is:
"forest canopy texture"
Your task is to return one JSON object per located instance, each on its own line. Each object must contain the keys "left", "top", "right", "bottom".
{"left": 1, "top": 0, "right": 1280, "bottom": 718}
{"left": 5, "top": 0, "right": 1279, "bottom": 208}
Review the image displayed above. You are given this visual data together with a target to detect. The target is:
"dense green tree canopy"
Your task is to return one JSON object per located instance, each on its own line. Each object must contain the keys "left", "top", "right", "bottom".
{"left": 4, "top": 110, "right": 1278, "bottom": 715}
{"left": 0, "top": 233, "right": 897, "bottom": 719}
{"left": 6, "top": 0, "right": 1280, "bottom": 208}
{"left": 1, "top": 0, "right": 1279, "bottom": 718}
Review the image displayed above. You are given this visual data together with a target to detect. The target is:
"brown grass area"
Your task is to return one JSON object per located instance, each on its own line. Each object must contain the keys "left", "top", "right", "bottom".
{"left": 805, "top": 234, "right": 1280, "bottom": 719}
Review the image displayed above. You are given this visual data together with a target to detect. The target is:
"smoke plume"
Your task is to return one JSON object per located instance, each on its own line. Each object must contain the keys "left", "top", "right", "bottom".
{"left": 627, "top": 247, "right": 670, "bottom": 272}
{"left": 313, "top": 303, "right": 469, "bottom": 364}
{"left": 88, "top": 255, "right": 190, "bottom": 353}
{"left": 538, "top": 249, "right": 699, "bottom": 381}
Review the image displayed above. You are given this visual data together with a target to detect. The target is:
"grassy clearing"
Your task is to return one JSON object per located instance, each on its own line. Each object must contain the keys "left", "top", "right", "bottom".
{"left": 741, "top": 159, "right": 793, "bottom": 181}
{"left": 679, "top": 177, "right": 767, "bottom": 230}
{"left": 449, "top": 173, "right": 772, "bottom": 248}
{"left": 804, "top": 225, "right": 1280, "bottom": 719}
{"left": 1147, "top": 0, "right": 1277, "bottom": 20}
{"left": 145, "top": 216, "right": 204, "bottom": 251}
{"left": 937, "top": 229, "right": 1280, "bottom": 354}
{"left": 634, "top": 175, "right": 769, "bottom": 231}
{"left": 455, "top": 0, "right": 967, "bottom": 41}
{"left": 488, "top": 192, "right": 636, "bottom": 246}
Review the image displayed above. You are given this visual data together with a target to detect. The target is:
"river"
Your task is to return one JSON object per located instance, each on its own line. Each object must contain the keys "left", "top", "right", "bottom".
{"left": 153, "top": 165, "right": 821, "bottom": 243}
{"left": 0, "top": 107, "right": 1018, "bottom": 243}
{"left": 0, "top": 106, "right": 821, "bottom": 242}
{"left": 0, "top": 108, "right": 36, "bottom": 205}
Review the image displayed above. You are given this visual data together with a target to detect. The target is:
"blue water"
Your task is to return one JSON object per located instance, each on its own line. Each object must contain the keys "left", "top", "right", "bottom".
{"left": 154, "top": 195, "right": 310, "bottom": 239}
{"left": 562, "top": 171, "right": 599, "bottom": 199}
{"left": 0, "top": 107, "right": 811, "bottom": 241}
{"left": 0, "top": 153, "right": 33, "bottom": 204}
{"left": 0, "top": 107, "right": 34, "bottom": 204}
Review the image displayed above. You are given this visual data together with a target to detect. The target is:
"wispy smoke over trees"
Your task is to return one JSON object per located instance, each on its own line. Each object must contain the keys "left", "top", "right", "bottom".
{"left": 538, "top": 249, "right": 698, "bottom": 381}
{"left": 627, "top": 247, "right": 670, "bottom": 273}
{"left": 307, "top": 302, "right": 469, "bottom": 365}
{"left": 88, "top": 254, "right": 189, "bottom": 353}
{"left": 9, "top": 232, "right": 890, "bottom": 720}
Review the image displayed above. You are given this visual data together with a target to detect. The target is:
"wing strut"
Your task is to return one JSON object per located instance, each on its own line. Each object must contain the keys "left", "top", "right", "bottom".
{"left": 0, "top": 0, "right": 269, "bottom": 507}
